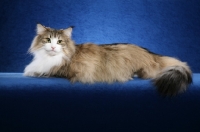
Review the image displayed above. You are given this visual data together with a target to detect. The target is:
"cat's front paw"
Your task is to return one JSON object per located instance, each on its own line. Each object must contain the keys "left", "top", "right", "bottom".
{"left": 24, "top": 64, "right": 41, "bottom": 77}
{"left": 23, "top": 71, "right": 38, "bottom": 77}
{"left": 24, "top": 68, "right": 42, "bottom": 77}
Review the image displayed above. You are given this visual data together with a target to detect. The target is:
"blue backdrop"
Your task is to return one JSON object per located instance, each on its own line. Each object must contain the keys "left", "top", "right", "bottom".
{"left": 1, "top": 1, "right": 200, "bottom": 131}
{"left": 0, "top": 0, "right": 200, "bottom": 72}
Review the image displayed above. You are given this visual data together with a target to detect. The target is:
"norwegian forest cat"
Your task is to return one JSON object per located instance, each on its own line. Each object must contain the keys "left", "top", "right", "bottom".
{"left": 24, "top": 24, "right": 192, "bottom": 96}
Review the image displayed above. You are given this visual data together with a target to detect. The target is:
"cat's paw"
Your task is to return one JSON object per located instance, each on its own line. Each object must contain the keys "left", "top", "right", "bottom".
{"left": 23, "top": 71, "right": 37, "bottom": 77}
{"left": 24, "top": 64, "right": 41, "bottom": 77}
{"left": 24, "top": 68, "right": 42, "bottom": 77}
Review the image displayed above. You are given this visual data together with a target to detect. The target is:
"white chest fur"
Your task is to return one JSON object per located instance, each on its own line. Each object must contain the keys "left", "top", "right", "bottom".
{"left": 24, "top": 50, "right": 65, "bottom": 76}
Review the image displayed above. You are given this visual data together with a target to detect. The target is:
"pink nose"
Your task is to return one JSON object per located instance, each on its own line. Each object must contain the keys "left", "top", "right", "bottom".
{"left": 51, "top": 46, "right": 56, "bottom": 50}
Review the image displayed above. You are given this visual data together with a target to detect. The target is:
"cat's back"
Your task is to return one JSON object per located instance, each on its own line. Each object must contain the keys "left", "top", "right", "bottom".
{"left": 74, "top": 43, "right": 153, "bottom": 61}
{"left": 75, "top": 43, "right": 142, "bottom": 53}
{"left": 101, "top": 43, "right": 145, "bottom": 52}
{"left": 75, "top": 43, "right": 102, "bottom": 54}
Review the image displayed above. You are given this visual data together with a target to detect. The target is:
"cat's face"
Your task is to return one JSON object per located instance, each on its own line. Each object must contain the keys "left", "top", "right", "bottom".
{"left": 42, "top": 34, "right": 63, "bottom": 56}
{"left": 30, "top": 24, "right": 75, "bottom": 58}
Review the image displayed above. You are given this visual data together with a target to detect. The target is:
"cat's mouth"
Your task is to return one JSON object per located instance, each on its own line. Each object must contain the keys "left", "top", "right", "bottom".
{"left": 46, "top": 50, "right": 58, "bottom": 56}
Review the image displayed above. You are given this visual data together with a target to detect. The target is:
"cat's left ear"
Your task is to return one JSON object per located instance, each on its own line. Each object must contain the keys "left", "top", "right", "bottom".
{"left": 63, "top": 26, "right": 73, "bottom": 38}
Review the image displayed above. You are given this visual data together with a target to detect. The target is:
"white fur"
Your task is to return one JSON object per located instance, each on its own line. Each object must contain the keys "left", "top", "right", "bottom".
{"left": 24, "top": 40, "right": 66, "bottom": 77}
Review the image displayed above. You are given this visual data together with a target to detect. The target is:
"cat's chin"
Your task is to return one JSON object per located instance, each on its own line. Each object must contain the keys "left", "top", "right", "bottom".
{"left": 46, "top": 50, "right": 59, "bottom": 56}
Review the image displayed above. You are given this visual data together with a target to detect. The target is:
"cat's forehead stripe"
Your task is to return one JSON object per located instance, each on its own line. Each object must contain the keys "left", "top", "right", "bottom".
{"left": 49, "top": 30, "right": 61, "bottom": 38}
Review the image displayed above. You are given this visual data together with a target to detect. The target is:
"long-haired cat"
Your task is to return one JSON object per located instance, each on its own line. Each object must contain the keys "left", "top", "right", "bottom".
{"left": 24, "top": 24, "right": 192, "bottom": 96}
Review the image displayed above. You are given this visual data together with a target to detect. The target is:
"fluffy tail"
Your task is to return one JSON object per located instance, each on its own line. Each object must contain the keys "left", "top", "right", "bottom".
{"left": 153, "top": 57, "right": 192, "bottom": 96}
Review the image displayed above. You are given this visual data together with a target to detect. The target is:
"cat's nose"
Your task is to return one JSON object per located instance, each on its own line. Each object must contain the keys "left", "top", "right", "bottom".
{"left": 51, "top": 46, "right": 56, "bottom": 50}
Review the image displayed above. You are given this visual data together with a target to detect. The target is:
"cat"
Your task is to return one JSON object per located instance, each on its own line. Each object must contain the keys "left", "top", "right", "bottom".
{"left": 24, "top": 24, "right": 192, "bottom": 96}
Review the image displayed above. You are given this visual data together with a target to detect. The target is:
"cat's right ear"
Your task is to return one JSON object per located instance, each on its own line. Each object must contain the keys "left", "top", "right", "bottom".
{"left": 36, "top": 24, "right": 46, "bottom": 35}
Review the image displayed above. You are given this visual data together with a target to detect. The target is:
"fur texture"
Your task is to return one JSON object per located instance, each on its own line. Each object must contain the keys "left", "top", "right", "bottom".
{"left": 24, "top": 24, "right": 192, "bottom": 96}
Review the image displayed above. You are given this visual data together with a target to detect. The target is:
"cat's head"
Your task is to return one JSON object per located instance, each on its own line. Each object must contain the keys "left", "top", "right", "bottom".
{"left": 29, "top": 24, "right": 75, "bottom": 58}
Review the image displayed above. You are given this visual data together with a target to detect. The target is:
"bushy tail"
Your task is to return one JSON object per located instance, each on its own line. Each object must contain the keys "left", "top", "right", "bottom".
{"left": 153, "top": 57, "right": 192, "bottom": 96}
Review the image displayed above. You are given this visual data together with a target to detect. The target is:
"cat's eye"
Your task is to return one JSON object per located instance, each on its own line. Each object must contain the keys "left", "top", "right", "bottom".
{"left": 46, "top": 38, "right": 51, "bottom": 43}
{"left": 57, "top": 40, "right": 62, "bottom": 44}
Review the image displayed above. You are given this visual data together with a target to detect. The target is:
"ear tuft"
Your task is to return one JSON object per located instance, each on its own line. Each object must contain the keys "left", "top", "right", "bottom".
{"left": 36, "top": 24, "right": 46, "bottom": 35}
{"left": 63, "top": 26, "right": 73, "bottom": 38}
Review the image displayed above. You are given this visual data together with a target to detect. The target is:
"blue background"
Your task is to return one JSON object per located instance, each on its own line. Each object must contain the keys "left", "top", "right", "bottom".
{"left": 0, "top": 0, "right": 200, "bottom": 72}
{"left": 1, "top": 1, "right": 200, "bottom": 131}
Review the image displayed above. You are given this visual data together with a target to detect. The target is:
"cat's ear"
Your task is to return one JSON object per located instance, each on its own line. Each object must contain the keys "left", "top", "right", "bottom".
{"left": 63, "top": 26, "right": 73, "bottom": 38}
{"left": 36, "top": 24, "right": 47, "bottom": 35}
